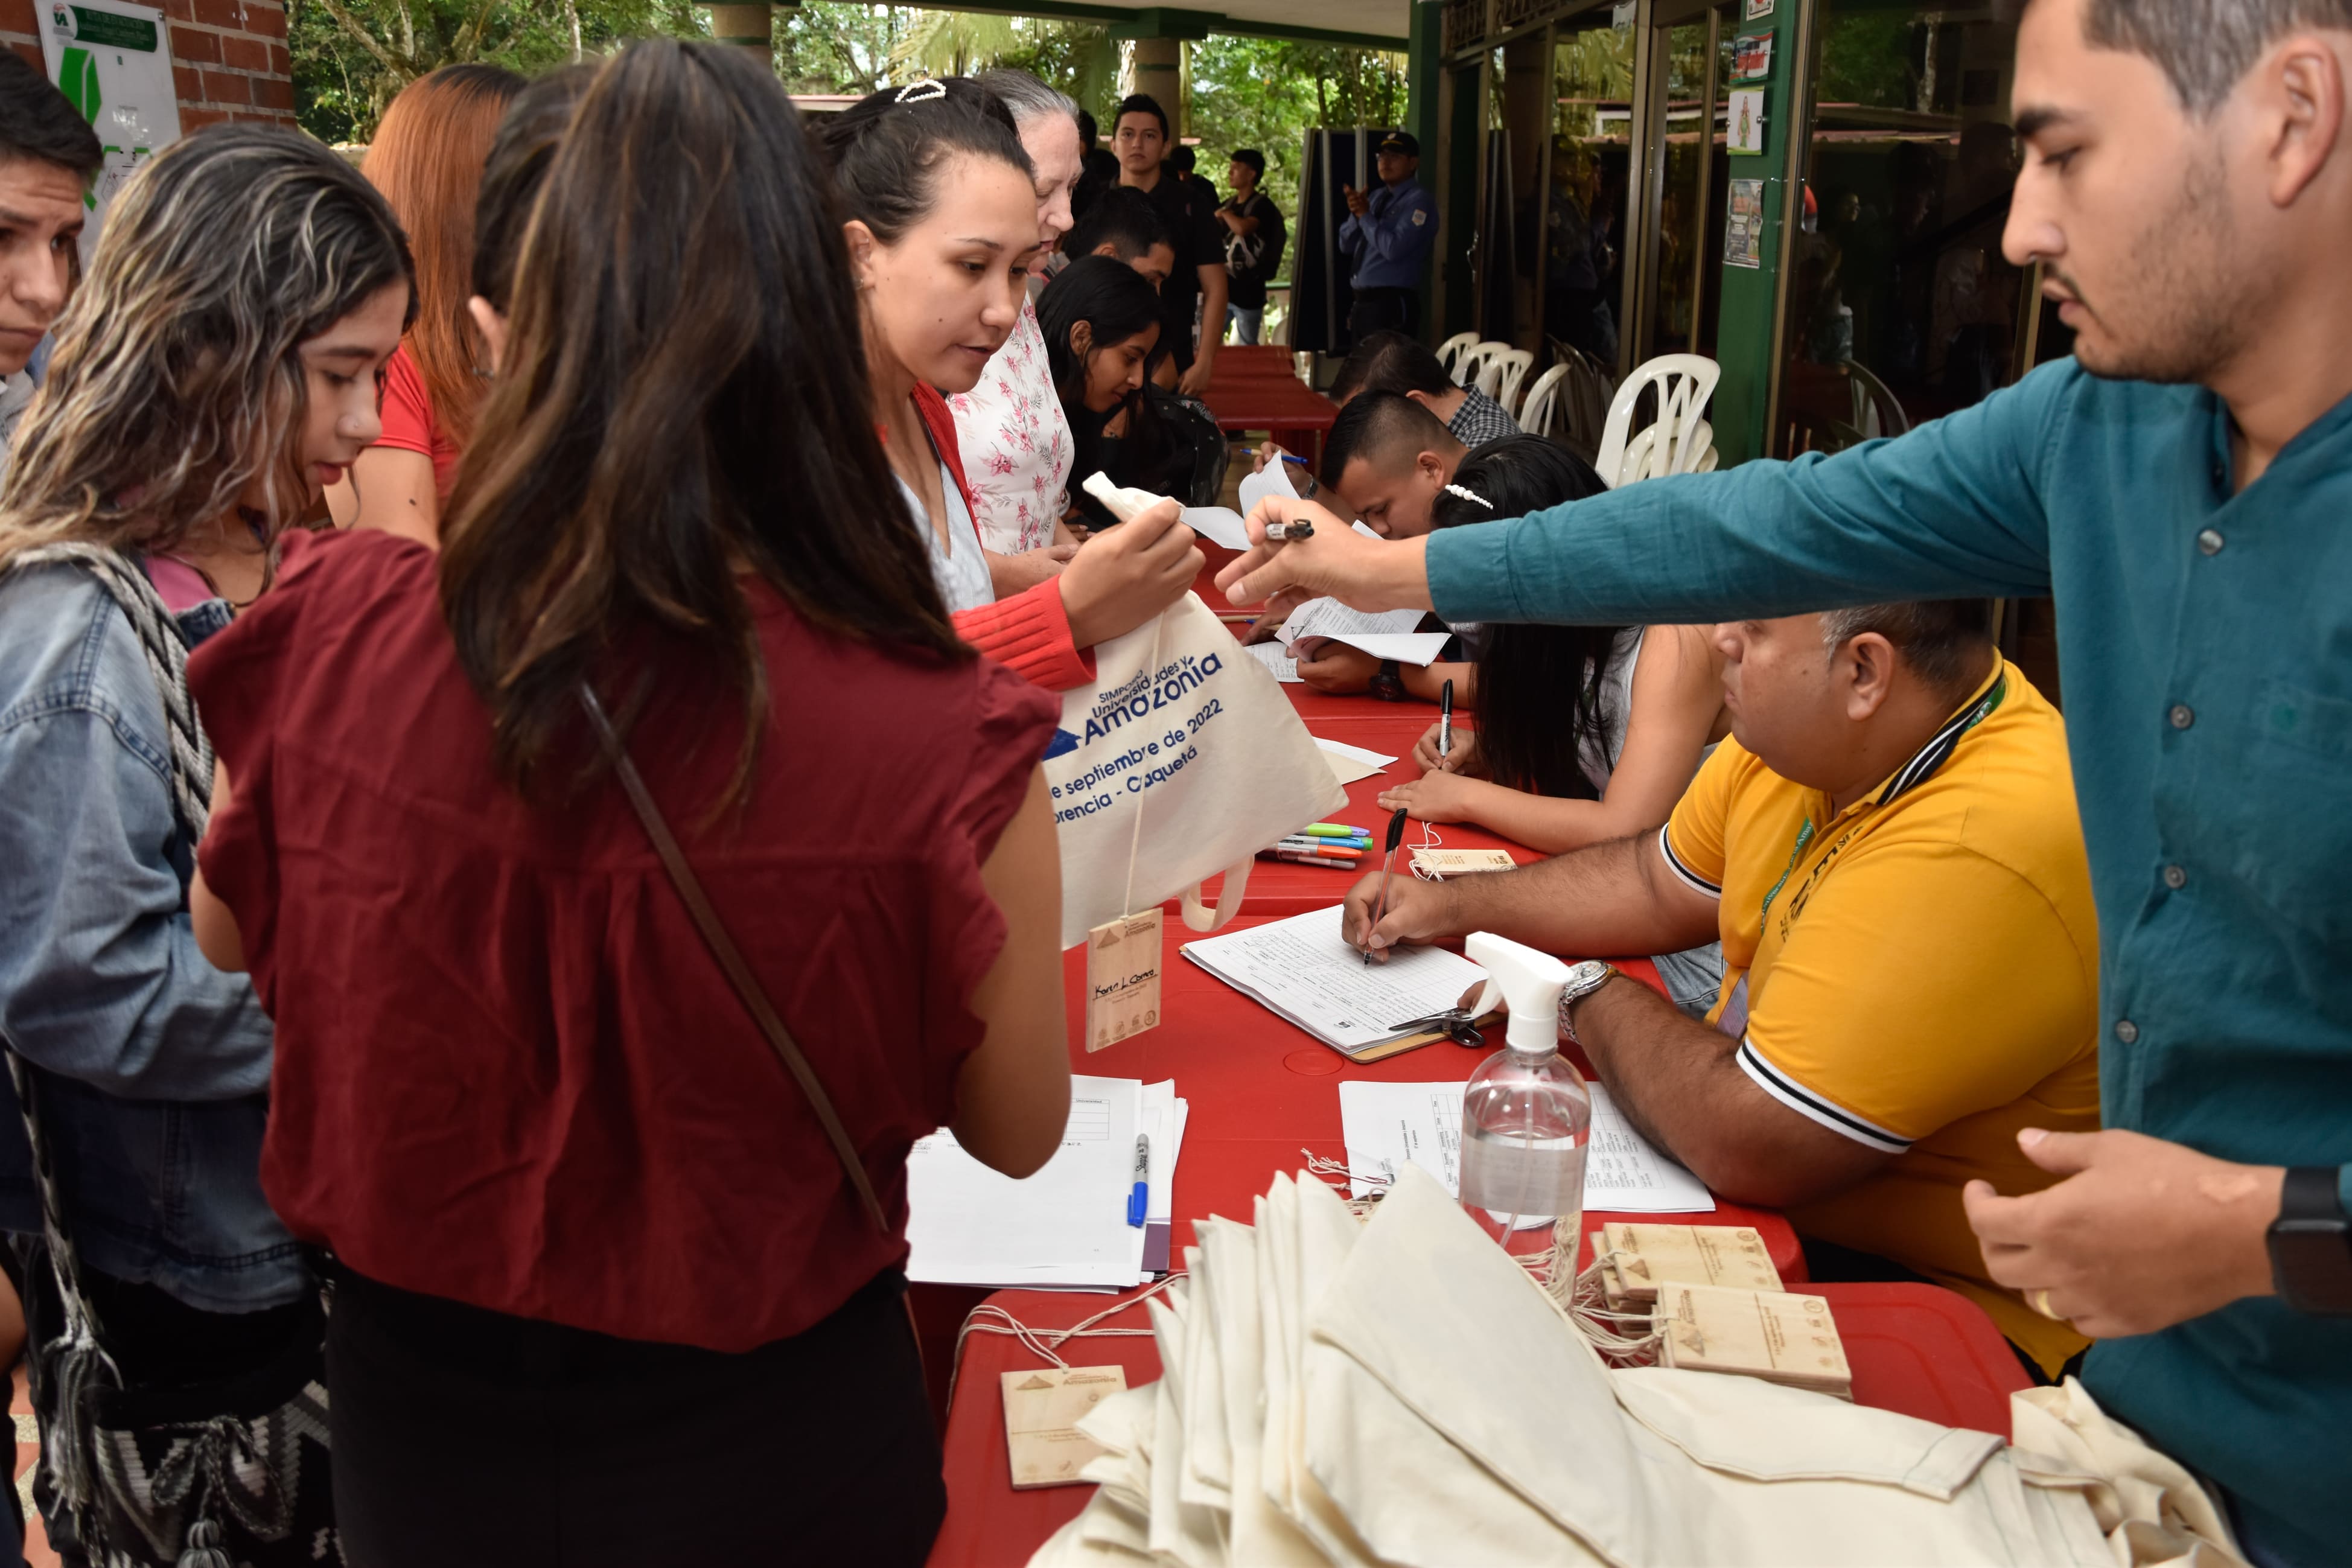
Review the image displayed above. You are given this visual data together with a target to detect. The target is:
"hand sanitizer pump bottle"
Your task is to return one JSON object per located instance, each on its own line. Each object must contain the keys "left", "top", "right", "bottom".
{"left": 1458, "top": 933, "right": 1592, "bottom": 1255}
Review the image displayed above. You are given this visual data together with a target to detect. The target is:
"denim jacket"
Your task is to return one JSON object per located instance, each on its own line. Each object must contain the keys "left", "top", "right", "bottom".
{"left": 0, "top": 559, "right": 304, "bottom": 1312}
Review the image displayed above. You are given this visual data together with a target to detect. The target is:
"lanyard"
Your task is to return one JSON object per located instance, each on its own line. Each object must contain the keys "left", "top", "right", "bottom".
{"left": 1758, "top": 669, "right": 2010, "bottom": 925}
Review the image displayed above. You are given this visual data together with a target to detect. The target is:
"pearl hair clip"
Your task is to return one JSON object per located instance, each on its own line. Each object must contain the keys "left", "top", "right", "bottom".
{"left": 894, "top": 78, "right": 948, "bottom": 104}
{"left": 1443, "top": 483, "right": 1494, "bottom": 509}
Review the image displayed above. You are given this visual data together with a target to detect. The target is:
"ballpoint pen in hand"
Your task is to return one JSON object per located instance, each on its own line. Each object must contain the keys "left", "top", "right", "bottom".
{"left": 1363, "top": 805, "right": 1409, "bottom": 966}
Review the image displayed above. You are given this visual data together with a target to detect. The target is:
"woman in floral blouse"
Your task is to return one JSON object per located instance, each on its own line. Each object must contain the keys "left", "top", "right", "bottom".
{"left": 952, "top": 70, "right": 1084, "bottom": 565}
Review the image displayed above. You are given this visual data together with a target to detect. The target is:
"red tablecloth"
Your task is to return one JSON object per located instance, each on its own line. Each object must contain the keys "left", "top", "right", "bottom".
{"left": 1199, "top": 373, "right": 1336, "bottom": 464}
{"left": 926, "top": 1276, "right": 2029, "bottom": 1567}
{"left": 1206, "top": 345, "right": 1304, "bottom": 379}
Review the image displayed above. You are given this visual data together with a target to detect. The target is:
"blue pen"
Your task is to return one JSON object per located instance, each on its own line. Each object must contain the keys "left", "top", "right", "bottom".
{"left": 1127, "top": 1135, "right": 1150, "bottom": 1227}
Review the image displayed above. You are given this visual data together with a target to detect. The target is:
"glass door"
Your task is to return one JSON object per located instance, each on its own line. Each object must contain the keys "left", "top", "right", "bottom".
{"left": 1541, "top": 14, "right": 1637, "bottom": 363}
{"left": 1631, "top": 0, "right": 1735, "bottom": 365}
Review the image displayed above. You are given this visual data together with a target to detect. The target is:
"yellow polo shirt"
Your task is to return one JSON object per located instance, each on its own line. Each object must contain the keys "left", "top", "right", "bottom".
{"left": 1658, "top": 658, "right": 2100, "bottom": 1372}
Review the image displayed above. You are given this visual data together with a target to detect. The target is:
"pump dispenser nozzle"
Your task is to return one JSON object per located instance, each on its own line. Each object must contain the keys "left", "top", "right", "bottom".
{"left": 1464, "top": 932, "right": 1573, "bottom": 1057}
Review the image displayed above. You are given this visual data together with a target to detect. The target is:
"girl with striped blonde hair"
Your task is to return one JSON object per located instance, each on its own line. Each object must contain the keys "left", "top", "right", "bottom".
{"left": 0, "top": 125, "right": 410, "bottom": 1565}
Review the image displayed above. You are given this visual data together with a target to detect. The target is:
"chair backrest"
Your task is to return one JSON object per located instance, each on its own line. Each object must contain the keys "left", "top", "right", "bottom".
{"left": 1436, "top": 331, "right": 1480, "bottom": 383}
{"left": 1515, "top": 363, "right": 1572, "bottom": 441}
{"left": 1844, "top": 359, "right": 1910, "bottom": 441}
{"left": 1455, "top": 339, "right": 1512, "bottom": 392}
{"left": 1490, "top": 349, "right": 1535, "bottom": 415}
{"left": 1593, "top": 353, "right": 1721, "bottom": 488}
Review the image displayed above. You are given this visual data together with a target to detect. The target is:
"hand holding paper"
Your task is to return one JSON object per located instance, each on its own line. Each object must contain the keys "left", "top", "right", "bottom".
{"left": 1216, "top": 492, "right": 1436, "bottom": 616}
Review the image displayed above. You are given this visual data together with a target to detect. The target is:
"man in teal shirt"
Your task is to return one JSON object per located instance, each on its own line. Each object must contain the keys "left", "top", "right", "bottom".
{"left": 1220, "top": 0, "right": 2351, "bottom": 1559}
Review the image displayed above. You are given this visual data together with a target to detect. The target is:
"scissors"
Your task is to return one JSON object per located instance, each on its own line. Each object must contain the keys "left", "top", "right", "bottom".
{"left": 1388, "top": 980, "right": 1506, "bottom": 1048}
{"left": 1385, "top": 1007, "right": 1490, "bottom": 1048}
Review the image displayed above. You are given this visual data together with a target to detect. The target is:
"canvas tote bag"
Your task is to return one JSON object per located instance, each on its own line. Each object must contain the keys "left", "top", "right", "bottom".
{"left": 1045, "top": 591, "right": 1345, "bottom": 949}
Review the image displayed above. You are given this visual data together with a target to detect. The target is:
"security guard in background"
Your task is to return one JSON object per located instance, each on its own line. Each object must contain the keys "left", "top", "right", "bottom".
{"left": 1337, "top": 130, "right": 1436, "bottom": 343}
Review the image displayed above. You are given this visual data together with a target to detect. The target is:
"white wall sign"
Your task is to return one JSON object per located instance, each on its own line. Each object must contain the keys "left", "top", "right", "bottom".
{"left": 40, "top": 0, "right": 183, "bottom": 262}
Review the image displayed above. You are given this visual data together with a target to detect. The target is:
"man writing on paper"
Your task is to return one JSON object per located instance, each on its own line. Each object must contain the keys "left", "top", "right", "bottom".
{"left": 1342, "top": 602, "right": 2102, "bottom": 1379}
{"left": 1223, "top": 0, "right": 2352, "bottom": 1543}
{"left": 1286, "top": 392, "right": 1473, "bottom": 702}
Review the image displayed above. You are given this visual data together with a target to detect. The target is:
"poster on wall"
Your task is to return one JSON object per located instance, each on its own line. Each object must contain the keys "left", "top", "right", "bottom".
{"left": 40, "top": 0, "right": 182, "bottom": 264}
{"left": 1742, "top": 0, "right": 1774, "bottom": 18}
{"left": 1725, "top": 179, "right": 1765, "bottom": 269}
{"left": 1727, "top": 89, "right": 1767, "bottom": 155}
{"left": 1732, "top": 33, "right": 1774, "bottom": 80}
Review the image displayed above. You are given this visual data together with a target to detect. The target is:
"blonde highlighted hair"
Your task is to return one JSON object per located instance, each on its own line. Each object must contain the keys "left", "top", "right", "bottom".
{"left": 0, "top": 126, "right": 413, "bottom": 572}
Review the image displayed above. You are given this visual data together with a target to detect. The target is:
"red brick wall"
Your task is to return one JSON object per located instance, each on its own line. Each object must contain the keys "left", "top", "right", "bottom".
{"left": 0, "top": 0, "right": 296, "bottom": 133}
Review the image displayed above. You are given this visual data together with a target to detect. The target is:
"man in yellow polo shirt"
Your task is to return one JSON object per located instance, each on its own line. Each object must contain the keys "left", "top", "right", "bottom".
{"left": 1343, "top": 600, "right": 2100, "bottom": 1374}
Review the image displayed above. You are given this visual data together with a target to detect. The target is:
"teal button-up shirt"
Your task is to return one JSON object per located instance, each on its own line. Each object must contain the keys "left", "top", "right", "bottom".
{"left": 1429, "top": 359, "right": 2351, "bottom": 1558}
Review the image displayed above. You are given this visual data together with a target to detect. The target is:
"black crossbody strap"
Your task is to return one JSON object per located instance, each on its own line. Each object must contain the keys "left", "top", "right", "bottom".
{"left": 578, "top": 686, "right": 890, "bottom": 1236}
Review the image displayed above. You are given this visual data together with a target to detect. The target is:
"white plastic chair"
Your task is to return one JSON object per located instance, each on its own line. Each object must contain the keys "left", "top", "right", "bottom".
{"left": 1485, "top": 349, "right": 1534, "bottom": 415}
{"left": 1436, "top": 331, "right": 1480, "bottom": 383}
{"left": 1515, "top": 362, "right": 1572, "bottom": 439}
{"left": 1844, "top": 360, "right": 1910, "bottom": 441}
{"left": 1592, "top": 353, "right": 1722, "bottom": 487}
{"left": 1453, "top": 339, "right": 1512, "bottom": 392}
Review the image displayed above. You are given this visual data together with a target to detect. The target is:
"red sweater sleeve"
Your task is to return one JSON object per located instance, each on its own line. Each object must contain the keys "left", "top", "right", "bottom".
{"left": 952, "top": 580, "right": 1095, "bottom": 692}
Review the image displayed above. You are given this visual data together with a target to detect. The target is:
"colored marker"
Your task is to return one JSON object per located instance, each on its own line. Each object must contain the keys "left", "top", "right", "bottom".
{"left": 1302, "top": 823, "right": 1365, "bottom": 838}
{"left": 1270, "top": 850, "right": 1362, "bottom": 867}
{"left": 1127, "top": 1135, "right": 1150, "bottom": 1226}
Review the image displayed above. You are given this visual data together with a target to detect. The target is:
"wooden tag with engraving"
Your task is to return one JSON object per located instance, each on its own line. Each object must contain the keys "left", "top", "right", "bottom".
{"left": 1410, "top": 847, "right": 1518, "bottom": 879}
{"left": 1086, "top": 909, "right": 1163, "bottom": 1052}
{"left": 1657, "top": 1283, "right": 1852, "bottom": 1398}
{"left": 1002, "top": 1365, "right": 1129, "bottom": 1489}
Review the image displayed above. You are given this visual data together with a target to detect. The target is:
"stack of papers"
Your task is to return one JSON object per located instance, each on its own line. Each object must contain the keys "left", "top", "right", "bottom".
{"left": 905, "top": 1076, "right": 1188, "bottom": 1290}
{"left": 1278, "top": 598, "right": 1451, "bottom": 668}
{"left": 1336, "top": 1079, "right": 1715, "bottom": 1216}
{"left": 1180, "top": 906, "right": 1490, "bottom": 1059}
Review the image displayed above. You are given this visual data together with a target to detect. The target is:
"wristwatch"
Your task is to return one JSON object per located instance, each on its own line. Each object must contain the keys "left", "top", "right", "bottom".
{"left": 2269, "top": 1167, "right": 2352, "bottom": 1315}
{"left": 1367, "top": 660, "right": 1407, "bottom": 702}
{"left": 1554, "top": 960, "right": 1616, "bottom": 1047}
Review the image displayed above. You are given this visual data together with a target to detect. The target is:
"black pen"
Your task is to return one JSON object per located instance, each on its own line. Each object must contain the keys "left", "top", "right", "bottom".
{"left": 1363, "top": 806, "right": 1409, "bottom": 966}
{"left": 1438, "top": 677, "right": 1454, "bottom": 765}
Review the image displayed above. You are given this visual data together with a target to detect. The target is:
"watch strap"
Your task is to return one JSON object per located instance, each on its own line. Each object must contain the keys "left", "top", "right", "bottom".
{"left": 1369, "top": 659, "right": 1406, "bottom": 701}
{"left": 1555, "top": 962, "right": 1616, "bottom": 1048}
{"left": 2269, "top": 1165, "right": 2352, "bottom": 1316}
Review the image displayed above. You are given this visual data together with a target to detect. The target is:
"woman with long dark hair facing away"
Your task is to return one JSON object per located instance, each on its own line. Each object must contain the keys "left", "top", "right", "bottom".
{"left": 820, "top": 79, "right": 1199, "bottom": 692}
{"left": 1375, "top": 436, "right": 1730, "bottom": 1011}
{"left": 184, "top": 43, "right": 1071, "bottom": 1564}
{"left": 327, "top": 63, "right": 521, "bottom": 544}
{"left": 0, "top": 126, "right": 412, "bottom": 1563}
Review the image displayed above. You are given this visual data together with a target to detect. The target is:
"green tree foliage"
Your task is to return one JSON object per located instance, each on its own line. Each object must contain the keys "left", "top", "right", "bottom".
{"left": 295, "top": 0, "right": 1409, "bottom": 238}
{"left": 1184, "top": 36, "right": 1407, "bottom": 236}
{"left": 291, "top": 0, "right": 703, "bottom": 142}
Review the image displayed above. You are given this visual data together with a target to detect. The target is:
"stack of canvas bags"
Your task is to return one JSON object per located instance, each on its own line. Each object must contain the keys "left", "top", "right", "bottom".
{"left": 1028, "top": 1165, "right": 2245, "bottom": 1568}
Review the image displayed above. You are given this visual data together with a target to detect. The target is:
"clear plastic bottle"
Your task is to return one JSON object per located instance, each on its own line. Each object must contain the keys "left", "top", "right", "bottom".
{"left": 1458, "top": 934, "right": 1592, "bottom": 1255}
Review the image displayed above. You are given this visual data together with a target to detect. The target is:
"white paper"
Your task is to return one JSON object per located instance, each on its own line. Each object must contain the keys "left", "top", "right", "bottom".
{"left": 1278, "top": 598, "right": 1425, "bottom": 648}
{"left": 906, "top": 1075, "right": 1148, "bottom": 1287}
{"left": 1315, "top": 739, "right": 1396, "bottom": 770}
{"left": 1182, "top": 506, "right": 1252, "bottom": 552}
{"left": 1280, "top": 597, "right": 1452, "bottom": 668}
{"left": 1337, "top": 1079, "right": 1715, "bottom": 1214}
{"left": 1242, "top": 640, "right": 1302, "bottom": 683}
{"left": 1180, "top": 905, "right": 1491, "bottom": 1056}
{"left": 1237, "top": 454, "right": 1301, "bottom": 520}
